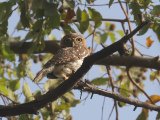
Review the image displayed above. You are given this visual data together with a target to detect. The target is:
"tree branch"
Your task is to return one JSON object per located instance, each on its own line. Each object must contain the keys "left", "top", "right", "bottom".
{"left": 0, "top": 21, "right": 149, "bottom": 117}
{"left": 96, "top": 55, "right": 160, "bottom": 70}
{"left": 75, "top": 82, "right": 160, "bottom": 111}
{"left": 126, "top": 68, "right": 153, "bottom": 103}
{"left": 71, "top": 18, "right": 131, "bottom": 23}
{"left": 9, "top": 41, "right": 60, "bottom": 54}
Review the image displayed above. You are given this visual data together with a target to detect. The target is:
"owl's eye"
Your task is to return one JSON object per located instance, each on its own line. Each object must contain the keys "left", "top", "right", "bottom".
{"left": 76, "top": 38, "right": 82, "bottom": 42}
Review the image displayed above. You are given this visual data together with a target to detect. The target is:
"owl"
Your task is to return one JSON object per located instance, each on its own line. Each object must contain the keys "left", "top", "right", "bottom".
{"left": 34, "top": 33, "right": 90, "bottom": 82}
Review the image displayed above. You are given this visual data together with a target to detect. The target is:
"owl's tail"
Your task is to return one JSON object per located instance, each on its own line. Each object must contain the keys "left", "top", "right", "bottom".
{"left": 33, "top": 66, "right": 54, "bottom": 83}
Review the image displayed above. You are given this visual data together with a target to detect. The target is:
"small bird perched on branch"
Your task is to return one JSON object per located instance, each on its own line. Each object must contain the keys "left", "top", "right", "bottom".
{"left": 34, "top": 33, "right": 90, "bottom": 83}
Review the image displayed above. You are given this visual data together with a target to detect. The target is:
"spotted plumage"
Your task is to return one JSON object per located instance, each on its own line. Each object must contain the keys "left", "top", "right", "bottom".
{"left": 33, "top": 33, "right": 90, "bottom": 82}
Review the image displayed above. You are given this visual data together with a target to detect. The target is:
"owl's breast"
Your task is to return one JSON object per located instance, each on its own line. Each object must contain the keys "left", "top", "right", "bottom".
{"left": 53, "top": 59, "right": 83, "bottom": 80}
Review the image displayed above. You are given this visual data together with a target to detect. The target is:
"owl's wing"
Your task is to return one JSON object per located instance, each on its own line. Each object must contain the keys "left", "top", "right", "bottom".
{"left": 33, "top": 65, "right": 55, "bottom": 83}
{"left": 33, "top": 55, "right": 56, "bottom": 83}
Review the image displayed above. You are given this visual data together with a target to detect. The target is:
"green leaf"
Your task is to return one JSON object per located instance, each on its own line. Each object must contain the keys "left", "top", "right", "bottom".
{"left": 16, "top": 63, "right": 26, "bottom": 77}
{"left": 26, "top": 68, "right": 34, "bottom": 80}
{"left": 88, "top": 7, "right": 102, "bottom": 21}
{"left": 35, "top": 9, "right": 44, "bottom": 19}
{"left": 109, "top": 0, "right": 114, "bottom": 7}
{"left": 119, "top": 81, "right": 130, "bottom": 97}
{"left": 0, "top": 84, "right": 8, "bottom": 96}
{"left": 0, "top": 78, "right": 6, "bottom": 85}
{"left": 151, "top": 5, "right": 160, "bottom": 16}
{"left": 118, "top": 101, "right": 126, "bottom": 107}
{"left": 8, "top": 80, "right": 20, "bottom": 91}
{"left": 19, "top": 115, "right": 34, "bottom": 120}
{"left": 116, "top": 30, "right": 124, "bottom": 37}
{"left": 44, "top": 3, "right": 60, "bottom": 28}
{"left": 7, "top": 88, "right": 17, "bottom": 101}
{"left": 129, "top": 2, "right": 141, "bottom": 15}
{"left": 29, "top": 0, "right": 44, "bottom": 11}
{"left": 81, "top": 10, "right": 89, "bottom": 22}
{"left": 138, "top": 24, "right": 150, "bottom": 35}
{"left": 76, "top": 7, "right": 81, "bottom": 20}
{"left": 86, "top": 0, "right": 95, "bottom": 4}
{"left": 0, "top": 80, "right": 16, "bottom": 101}
{"left": 150, "top": 72, "right": 156, "bottom": 81}
{"left": 0, "top": 2, "right": 13, "bottom": 36}
{"left": 19, "top": 1, "right": 30, "bottom": 28}
{"left": 94, "top": 32, "right": 101, "bottom": 44}
{"left": 24, "top": 31, "right": 34, "bottom": 41}
{"left": 79, "top": 10, "right": 89, "bottom": 33}
{"left": 71, "top": 99, "right": 80, "bottom": 107}
{"left": 76, "top": 8, "right": 89, "bottom": 33}
{"left": 0, "top": 21, "right": 8, "bottom": 36}
{"left": 91, "top": 77, "right": 108, "bottom": 86}
{"left": 109, "top": 32, "right": 116, "bottom": 42}
{"left": 32, "top": 20, "right": 43, "bottom": 32}
{"left": 44, "top": 79, "right": 60, "bottom": 91}
{"left": 88, "top": 7, "right": 102, "bottom": 28}
{"left": 1, "top": 45, "right": 15, "bottom": 61}
{"left": 129, "top": 2, "right": 142, "bottom": 25}
{"left": 100, "top": 33, "right": 108, "bottom": 43}
{"left": 63, "top": 0, "right": 75, "bottom": 8}
{"left": 152, "top": 23, "right": 160, "bottom": 41}
{"left": 62, "top": 92, "right": 80, "bottom": 107}
{"left": 40, "top": 108, "right": 50, "bottom": 119}
{"left": 0, "top": 2, "right": 12, "bottom": 21}
{"left": 22, "top": 82, "right": 34, "bottom": 101}
{"left": 63, "top": 92, "right": 75, "bottom": 103}
{"left": 55, "top": 103, "right": 70, "bottom": 111}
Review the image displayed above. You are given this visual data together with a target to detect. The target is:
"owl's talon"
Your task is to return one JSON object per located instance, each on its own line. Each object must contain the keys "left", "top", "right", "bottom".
{"left": 80, "top": 90, "right": 83, "bottom": 99}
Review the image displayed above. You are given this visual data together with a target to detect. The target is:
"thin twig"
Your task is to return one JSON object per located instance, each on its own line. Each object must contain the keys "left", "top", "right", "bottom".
{"left": 108, "top": 104, "right": 115, "bottom": 120}
{"left": 106, "top": 67, "right": 119, "bottom": 120}
{"left": 91, "top": 29, "right": 96, "bottom": 52}
{"left": 118, "top": 0, "right": 135, "bottom": 55}
{"left": 76, "top": 82, "right": 160, "bottom": 111}
{"left": 126, "top": 67, "right": 153, "bottom": 104}
{"left": 2, "top": 6, "right": 18, "bottom": 23}
{"left": 76, "top": 1, "right": 127, "bottom": 7}
{"left": 70, "top": 18, "right": 134, "bottom": 23}
{"left": 101, "top": 97, "right": 105, "bottom": 120}
{"left": 0, "top": 93, "right": 18, "bottom": 104}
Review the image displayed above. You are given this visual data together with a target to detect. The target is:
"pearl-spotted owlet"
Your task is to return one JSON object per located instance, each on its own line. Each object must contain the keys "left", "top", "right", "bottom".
{"left": 34, "top": 33, "right": 90, "bottom": 82}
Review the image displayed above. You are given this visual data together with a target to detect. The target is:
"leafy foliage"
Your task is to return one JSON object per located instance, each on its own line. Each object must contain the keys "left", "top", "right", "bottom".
{"left": 91, "top": 77, "right": 109, "bottom": 85}
{"left": 0, "top": 0, "right": 160, "bottom": 119}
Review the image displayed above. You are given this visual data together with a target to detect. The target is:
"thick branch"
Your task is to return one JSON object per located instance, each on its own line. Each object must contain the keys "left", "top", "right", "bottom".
{"left": 9, "top": 41, "right": 60, "bottom": 54}
{"left": 96, "top": 55, "right": 160, "bottom": 70}
{"left": 0, "top": 21, "right": 149, "bottom": 117}
{"left": 75, "top": 82, "right": 160, "bottom": 111}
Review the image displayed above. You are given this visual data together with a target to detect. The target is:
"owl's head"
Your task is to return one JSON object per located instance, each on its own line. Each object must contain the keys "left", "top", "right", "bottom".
{"left": 60, "top": 33, "right": 86, "bottom": 48}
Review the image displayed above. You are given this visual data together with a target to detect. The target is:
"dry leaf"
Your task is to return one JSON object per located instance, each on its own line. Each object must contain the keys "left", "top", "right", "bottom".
{"left": 65, "top": 8, "right": 75, "bottom": 22}
{"left": 146, "top": 36, "right": 154, "bottom": 47}
{"left": 137, "top": 95, "right": 160, "bottom": 120}
{"left": 146, "top": 95, "right": 160, "bottom": 104}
